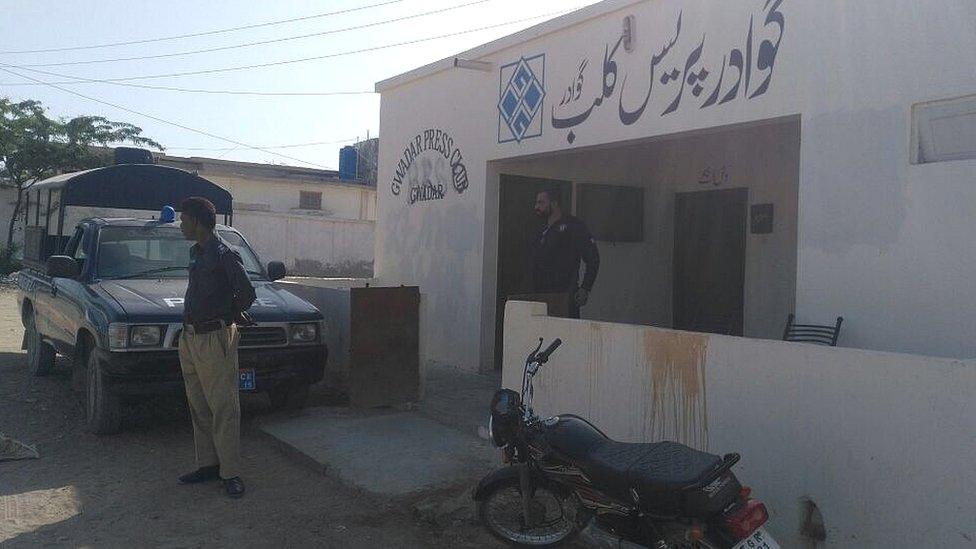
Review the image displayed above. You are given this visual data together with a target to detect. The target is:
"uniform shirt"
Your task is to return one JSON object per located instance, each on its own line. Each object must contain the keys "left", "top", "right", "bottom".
{"left": 530, "top": 215, "right": 600, "bottom": 293}
{"left": 184, "top": 234, "right": 256, "bottom": 324}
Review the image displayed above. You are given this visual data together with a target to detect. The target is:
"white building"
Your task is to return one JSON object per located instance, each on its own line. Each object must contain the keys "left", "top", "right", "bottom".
{"left": 156, "top": 154, "right": 377, "bottom": 278}
{"left": 374, "top": 0, "right": 976, "bottom": 372}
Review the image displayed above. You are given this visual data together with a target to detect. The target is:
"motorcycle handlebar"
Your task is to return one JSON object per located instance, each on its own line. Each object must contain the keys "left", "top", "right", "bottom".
{"left": 536, "top": 338, "right": 562, "bottom": 364}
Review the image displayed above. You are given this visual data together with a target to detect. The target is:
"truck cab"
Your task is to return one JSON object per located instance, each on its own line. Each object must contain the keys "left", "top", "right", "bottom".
{"left": 17, "top": 161, "right": 327, "bottom": 434}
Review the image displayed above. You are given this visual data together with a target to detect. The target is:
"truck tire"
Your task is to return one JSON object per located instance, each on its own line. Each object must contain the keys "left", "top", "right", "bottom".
{"left": 25, "top": 311, "right": 56, "bottom": 377}
{"left": 268, "top": 383, "right": 310, "bottom": 412}
{"left": 85, "top": 350, "right": 122, "bottom": 435}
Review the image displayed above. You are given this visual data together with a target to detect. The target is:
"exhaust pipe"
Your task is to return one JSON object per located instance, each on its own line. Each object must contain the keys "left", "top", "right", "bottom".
{"left": 579, "top": 518, "right": 648, "bottom": 549}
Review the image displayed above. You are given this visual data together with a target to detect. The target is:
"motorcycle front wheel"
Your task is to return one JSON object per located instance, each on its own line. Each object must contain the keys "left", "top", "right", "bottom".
{"left": 477, "top": 476, "right": 578, "bottom": 548}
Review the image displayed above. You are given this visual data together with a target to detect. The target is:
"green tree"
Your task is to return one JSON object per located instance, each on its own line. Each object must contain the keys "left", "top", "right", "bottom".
{"left": 0, "top": 98, "right": 162, "bottom": 259}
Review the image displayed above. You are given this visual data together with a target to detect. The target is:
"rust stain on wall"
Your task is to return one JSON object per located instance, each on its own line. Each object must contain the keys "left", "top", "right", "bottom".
{"left": 585, "top": 323, "right": 606, "bottom": 414}
{"left": 642, "top": 329, "right": 709, "bottom": 450}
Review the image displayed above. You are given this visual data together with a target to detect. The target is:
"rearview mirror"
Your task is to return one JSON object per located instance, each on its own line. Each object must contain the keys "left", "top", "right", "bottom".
{"left": 46, "top": 255, "right": 79, "bottom": 279}
{"left": 267, "top": 261, "right": 286, "bottom": 282}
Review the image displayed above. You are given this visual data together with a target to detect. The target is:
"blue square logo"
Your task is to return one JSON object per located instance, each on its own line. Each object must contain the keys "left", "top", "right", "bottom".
{"left": 498, "top": 54, "right": 545, "bottom": 144}
{"left": 500, "top": 87, "right": 520, "bottom": 119}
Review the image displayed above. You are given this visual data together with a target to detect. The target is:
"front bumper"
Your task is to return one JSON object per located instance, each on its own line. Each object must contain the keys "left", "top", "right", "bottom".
{"left": 95, "top": 344, "right": 328, "bottom": 395}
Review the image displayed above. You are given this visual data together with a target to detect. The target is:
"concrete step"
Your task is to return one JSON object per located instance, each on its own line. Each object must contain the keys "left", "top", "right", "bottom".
{"left": 260, "top": 407, "right": 498, "bottom": 498}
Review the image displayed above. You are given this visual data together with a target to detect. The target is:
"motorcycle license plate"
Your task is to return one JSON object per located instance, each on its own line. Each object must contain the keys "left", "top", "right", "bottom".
{"left": 239, "top": 369, "right": 256, "bottom": 391}
{"left": 732, "top": 528, "right": 780, "bottom": 549}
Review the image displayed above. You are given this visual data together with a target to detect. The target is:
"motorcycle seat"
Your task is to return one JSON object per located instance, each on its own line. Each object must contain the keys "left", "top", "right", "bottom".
{"left": 580, "top": 440, "right": 723, "bottom": 503}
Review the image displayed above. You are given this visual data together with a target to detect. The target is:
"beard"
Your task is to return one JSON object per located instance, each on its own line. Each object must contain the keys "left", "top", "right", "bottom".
{"left": 534, "top": 207, "right": 548, "bottom": 219}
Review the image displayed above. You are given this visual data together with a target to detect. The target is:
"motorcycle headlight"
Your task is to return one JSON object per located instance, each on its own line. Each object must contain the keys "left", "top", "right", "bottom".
{"left": 130, "top": 325, "right": 162, "bottom": 347}
{"left": 489, "top": 389, "right": 521, "bottom": 447}
{"left": 289, "top": 323, "right": 319, "bottom": 343}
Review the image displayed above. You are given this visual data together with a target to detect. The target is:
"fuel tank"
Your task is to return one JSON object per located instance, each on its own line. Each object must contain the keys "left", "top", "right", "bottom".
{"left": 538, "top": 415, "right": 610, "bottom": 462}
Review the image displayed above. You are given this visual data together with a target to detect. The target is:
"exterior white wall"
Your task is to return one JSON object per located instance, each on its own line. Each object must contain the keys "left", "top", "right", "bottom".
{"left": 503, "top": 301, "right": 976, "bottom": 548}
{"left": 376, "top": 76, "right": 495, "bottom": 371}
{"left": 378, "top": 0, "right": 976, "bottom": 369}
{"left": 234, "top": 211, "right": 374, "bottom": 278}
{"left": 209, "top": 172, "right": 377, "bottom": 278}
{"left": 205, "top": 173, "right": 377, "bottom": 221}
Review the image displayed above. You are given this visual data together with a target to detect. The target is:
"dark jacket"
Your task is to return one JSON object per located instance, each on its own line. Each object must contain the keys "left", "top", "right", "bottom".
{"left": 184, "top": 234, "right": 256, "bottom": 324}
{"left": 530, "top": 215, "right": 600, "bottom": 293}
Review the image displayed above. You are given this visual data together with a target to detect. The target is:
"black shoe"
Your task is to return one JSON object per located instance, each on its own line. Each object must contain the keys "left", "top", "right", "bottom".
{"left": 222, "top": 476, "right": 245, "bottom": 498}
{"left": 178, "top": 465, "right": 220, "bottom": 484}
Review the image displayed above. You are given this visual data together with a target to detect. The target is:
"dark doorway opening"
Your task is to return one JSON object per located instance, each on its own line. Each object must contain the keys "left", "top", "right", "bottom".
{"left": 494, "top": 174, "right": 572, "bottom": 369}
{"left": 673, "top": 188, "right": 748, "bottom": 336}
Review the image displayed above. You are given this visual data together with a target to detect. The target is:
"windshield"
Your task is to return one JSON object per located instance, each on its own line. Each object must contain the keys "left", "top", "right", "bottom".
{"left": 96, "top": 226, "right": 264, "bottom": 280}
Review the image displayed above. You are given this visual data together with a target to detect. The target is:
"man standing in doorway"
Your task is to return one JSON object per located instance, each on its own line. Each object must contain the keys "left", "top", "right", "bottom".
{"left": 176, "top": 197, "right": 255, "bottom": 498}
{"left": 530, "top": 188, "right": 600, "bottom": 319}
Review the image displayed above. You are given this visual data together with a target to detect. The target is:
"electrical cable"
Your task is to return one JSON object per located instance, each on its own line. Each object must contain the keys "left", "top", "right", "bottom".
{"left": 168, "top": 138, "right": 360, "bottom": 152}
{"left": 0, "top": 8, "right": 575, "bottom": 85}
{"left": 1, "top": 82, "right": 376, "bottom": 96}
{"left": 0, "top": 64, "right": 335, "bottom": 169}
{"left": 0, "top": 66, "right": 379, "bottom": 95}
{"left": 16, "top": 0, "right": 492, "bottom": 68}
{"left": 0, "top": 0, "right": 404, "bottom": 54}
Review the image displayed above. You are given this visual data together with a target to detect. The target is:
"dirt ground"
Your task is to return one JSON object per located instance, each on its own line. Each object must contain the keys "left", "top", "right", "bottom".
{"left": 0, "top": 289, "right": 497, "bottom": 548}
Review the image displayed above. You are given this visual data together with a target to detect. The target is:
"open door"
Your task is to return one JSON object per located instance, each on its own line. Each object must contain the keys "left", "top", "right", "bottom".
{"left": 673, "top": 188, "right": 748, "bottom": 336}
{"left": 495, "top": 175, "right": 572, "bottom": 369}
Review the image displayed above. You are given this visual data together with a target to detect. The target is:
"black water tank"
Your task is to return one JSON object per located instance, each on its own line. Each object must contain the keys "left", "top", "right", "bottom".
{"left": 114, "top": 147, "right": 155, "bottom": 165}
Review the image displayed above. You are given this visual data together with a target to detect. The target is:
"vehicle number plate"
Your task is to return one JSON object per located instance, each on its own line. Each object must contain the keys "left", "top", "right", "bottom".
{"left": 239, "top": 369, "right": 256, "bottom": 391}
{"left": 733, "top": 528, "right": 780, "bottom": 549}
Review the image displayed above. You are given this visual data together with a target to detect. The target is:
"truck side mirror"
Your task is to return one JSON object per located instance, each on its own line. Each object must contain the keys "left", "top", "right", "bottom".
{"left": 267, "top": 261, "right": 286, "bottom": 282}
{"left": 46, "top": 255, "right": 80, "bottom": 279}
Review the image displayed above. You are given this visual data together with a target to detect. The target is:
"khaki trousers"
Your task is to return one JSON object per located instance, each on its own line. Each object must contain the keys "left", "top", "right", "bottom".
{"left": 178, "top": 323, "right": 242, "bottom": 479}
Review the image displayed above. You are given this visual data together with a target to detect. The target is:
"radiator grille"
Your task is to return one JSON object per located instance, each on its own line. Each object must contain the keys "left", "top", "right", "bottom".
{"left": 173, "top": 326, "right": 289, "bottom": 348}
{"left": 239, "top": 326, "right": 288, "bottom": 347}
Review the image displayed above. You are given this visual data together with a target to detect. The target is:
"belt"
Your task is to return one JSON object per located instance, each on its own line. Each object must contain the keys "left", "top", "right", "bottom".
{"left": 184, "top": 318, "right": 233, "bottom": 335}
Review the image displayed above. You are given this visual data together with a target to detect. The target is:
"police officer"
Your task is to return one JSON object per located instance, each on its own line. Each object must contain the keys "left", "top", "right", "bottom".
{"left": 176, "top": 196, "right": 256, "bottom": 499}
{"left": 530, "top": 188, "right": 600, "bottom": 319}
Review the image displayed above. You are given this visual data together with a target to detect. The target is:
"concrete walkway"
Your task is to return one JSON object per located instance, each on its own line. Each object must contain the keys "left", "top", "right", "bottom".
{"left": 259, "top": 363, "right": 502, "bottom": 498}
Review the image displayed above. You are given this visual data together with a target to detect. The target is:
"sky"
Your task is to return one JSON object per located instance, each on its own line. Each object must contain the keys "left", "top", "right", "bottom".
{"left": 0, "top": 0, "right": 601, "bottom": 170}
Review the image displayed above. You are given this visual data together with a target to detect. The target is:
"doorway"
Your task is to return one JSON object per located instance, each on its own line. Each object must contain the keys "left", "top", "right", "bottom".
{"left": 494, "top": 174, "right": 572, "bottom": 369}
{"left": 673, "top": 188, "right": 748, "bottom": 336}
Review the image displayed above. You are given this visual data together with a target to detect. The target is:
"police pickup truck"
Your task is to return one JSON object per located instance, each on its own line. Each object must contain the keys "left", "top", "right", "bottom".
{"left": 17, "top": 156, "right": 327, "bottom": 434}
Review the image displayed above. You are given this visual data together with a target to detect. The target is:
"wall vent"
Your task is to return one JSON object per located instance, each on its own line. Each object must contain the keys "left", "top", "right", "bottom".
{"left": 912, "top": 93, "right": 976, "bottom": 164}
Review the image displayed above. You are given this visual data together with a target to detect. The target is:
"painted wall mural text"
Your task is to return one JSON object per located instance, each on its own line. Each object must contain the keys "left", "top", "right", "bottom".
{"left": 698, "top": 165, "right": 730, "bottom": 187}
{"left": 391, "top": 129, "right": 469, "bottom": 205}
{"left": 551, "top": 0, "right": 785, "bottom": 143}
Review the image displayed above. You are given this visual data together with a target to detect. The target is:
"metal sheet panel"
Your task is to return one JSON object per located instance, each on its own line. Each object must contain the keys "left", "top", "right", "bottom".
{"left": 349, "top": 286, "right": 420, "bottom": 408}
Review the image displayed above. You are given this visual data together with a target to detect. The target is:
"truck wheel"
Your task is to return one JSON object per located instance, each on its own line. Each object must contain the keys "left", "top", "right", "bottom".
{"left": 25, "top": 311, "right": 56, "bottom": 377}
{"left": 85, "top": 350, "right": 122, "bottom": 435}
{"left": 268, "top": 383, "right": 310, "bottom": 412}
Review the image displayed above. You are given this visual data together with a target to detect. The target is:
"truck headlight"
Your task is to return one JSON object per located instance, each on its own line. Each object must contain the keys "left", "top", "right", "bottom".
{"left": 289, "top": 323, "right": 318, "bottom": 343}
{"left": 130, "top": 326, "right": 162, "bottom": 347}
{"left": 108, "top": 323, "right": 128, "bottom": 349}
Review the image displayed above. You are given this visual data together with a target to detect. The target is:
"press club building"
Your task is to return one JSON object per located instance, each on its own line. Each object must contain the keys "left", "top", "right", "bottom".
{"left": 373, "top": 0, "right": 976, "bottom": 372}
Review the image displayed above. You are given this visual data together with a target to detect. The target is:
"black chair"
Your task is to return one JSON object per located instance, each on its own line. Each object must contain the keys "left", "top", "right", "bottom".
{"left": 782, "top": 314, "right": 843, "bottom": 346}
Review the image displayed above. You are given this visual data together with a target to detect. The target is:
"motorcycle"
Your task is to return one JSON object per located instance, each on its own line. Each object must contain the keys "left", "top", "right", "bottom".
{"left": 474, "top": 338, "right": 779, "bottom": 549}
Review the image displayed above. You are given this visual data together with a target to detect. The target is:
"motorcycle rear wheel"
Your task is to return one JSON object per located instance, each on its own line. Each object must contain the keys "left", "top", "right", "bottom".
{"left": 477, "top": 477, "right": 578, "bottom": 548}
